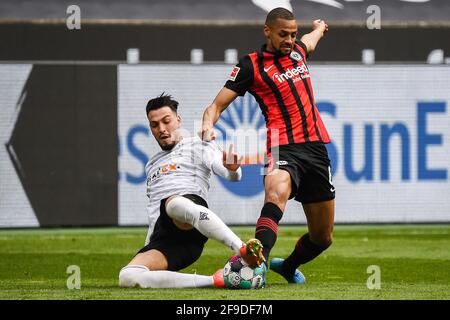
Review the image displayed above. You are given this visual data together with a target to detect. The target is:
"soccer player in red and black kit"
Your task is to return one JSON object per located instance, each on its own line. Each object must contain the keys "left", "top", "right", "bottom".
{"left": 201, "top": 8, "right": 335, "bottom": 284}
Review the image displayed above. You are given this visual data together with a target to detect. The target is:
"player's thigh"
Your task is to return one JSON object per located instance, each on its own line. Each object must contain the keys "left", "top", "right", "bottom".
{"left": 128, "top": 249, "right": 169, "bottom": 271}
{"left": 302, "top": 199, "right": 335, "bottom": 246}
{"left": 264, "top": 169, "right": 292, "bottom": 210}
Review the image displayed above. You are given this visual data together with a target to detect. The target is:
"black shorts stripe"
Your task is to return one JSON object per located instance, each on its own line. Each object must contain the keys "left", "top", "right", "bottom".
{"left": 273, "top": 58, "right": 310, "bottom": 142}
{"left": 257, "top": 53, "right": 294, "bottom": 144}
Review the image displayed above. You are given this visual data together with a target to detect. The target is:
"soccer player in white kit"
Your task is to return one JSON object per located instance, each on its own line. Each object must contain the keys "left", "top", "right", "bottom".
{"left": 119, "top": 94, "right": 265, "bottom": 289}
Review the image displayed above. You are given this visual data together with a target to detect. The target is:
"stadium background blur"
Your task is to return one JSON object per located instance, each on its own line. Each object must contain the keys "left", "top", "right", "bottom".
{"left": 0, "top": 0, "right": 449, "bottom": 300}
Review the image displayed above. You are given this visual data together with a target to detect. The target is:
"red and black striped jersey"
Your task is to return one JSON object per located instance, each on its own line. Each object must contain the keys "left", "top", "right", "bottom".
{"left": 224, "top": 40, "right": 331, "bottom": 150}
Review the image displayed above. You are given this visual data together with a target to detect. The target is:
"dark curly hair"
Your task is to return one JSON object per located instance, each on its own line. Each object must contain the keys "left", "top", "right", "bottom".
{"left": 146, "top": 93, "right": 179, "bottom": 116}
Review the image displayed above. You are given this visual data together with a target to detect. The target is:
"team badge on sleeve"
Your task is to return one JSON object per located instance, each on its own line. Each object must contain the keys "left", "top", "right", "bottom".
{"left": 228, "top": 66, "right": 240, "bottom": 81}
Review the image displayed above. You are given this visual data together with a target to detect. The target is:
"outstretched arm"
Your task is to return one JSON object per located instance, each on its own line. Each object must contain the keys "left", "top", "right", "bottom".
{"left": 300, "top": 19, "right": 329, "bottom": 54}
{"left": 201, "top": 87, "right": 239, "bottom": 141}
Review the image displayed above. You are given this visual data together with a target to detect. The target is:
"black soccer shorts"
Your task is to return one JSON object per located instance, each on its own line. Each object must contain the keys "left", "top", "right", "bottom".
{"left": 264, "top": 142, "right": 336, "bottom": 204}
{"left": 137, "top": 194, "right": 208, "bottom": 271}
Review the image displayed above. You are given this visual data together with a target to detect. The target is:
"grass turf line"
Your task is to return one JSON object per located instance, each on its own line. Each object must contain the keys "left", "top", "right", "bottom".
{"left": 0, "top": 225, "right": 449, "bottom": 299}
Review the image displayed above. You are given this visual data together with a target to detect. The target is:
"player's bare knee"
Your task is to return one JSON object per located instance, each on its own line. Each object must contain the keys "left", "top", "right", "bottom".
{"left": 265, "top": 185, "right": 290, "bottom": 207}
{"left": 264, "top": 193, "right": 288, "bottom": 210}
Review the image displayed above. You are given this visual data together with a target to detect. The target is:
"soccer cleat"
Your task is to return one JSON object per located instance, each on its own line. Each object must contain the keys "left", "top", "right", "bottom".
{"left": 269, "top": 258, "right": 306, "bottom": 284}
{"left": 212, "top": 269, "right": 226, "bottom": 288}
{"left": 239, "top": 238, "right": 266, "bottom": 268}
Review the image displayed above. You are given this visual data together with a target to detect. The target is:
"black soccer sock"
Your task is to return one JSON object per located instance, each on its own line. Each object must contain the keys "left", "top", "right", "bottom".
{"left": 255, "top": 202, "right": 283, "bottom": 264}
{"left": 282, "top": 233, "right": 331, "bottom": 276}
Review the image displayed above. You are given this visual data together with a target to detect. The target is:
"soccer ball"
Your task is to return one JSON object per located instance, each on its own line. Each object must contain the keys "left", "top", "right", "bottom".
{"left": 223, "top": 255, "right": 266, "bottom": 289}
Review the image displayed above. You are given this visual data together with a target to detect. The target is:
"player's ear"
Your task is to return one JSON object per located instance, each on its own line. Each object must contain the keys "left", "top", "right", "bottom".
{"left": 263, "top": 24, "right": 270, "bottom": 38}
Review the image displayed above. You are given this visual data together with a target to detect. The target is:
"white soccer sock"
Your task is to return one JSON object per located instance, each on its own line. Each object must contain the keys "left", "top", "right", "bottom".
{"left": 119, "top": 265, "right": 213, "bottom": 288}
{"left": 166, "top": 196, "right": 244, "bottom": 255}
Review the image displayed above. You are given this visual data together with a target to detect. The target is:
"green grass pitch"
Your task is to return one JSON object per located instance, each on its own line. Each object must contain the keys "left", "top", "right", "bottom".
{"left": 0, "top": 225, "right": 449, "bottom": 300}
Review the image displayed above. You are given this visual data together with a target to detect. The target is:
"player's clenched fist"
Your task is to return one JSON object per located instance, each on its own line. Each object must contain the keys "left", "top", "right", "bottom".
{"left": 313, "top": 19, "right": 328, "bottom": 35}
{"left": 201, "top": 126, "right": 217, "bottom": 141}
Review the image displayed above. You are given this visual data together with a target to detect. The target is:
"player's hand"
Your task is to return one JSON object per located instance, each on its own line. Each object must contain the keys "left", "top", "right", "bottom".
{"left": 200, "top": 125, "right": 217, "bottom": 141}
{"left": 312, "top": 19, "right": 328, "bottom": 35}
{"left": 223, "top": 144, "right": 243, "bottom": 172}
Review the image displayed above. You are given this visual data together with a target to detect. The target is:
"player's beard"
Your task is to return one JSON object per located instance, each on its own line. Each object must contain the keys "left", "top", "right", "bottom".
{"left": 159, "top": 141, "right": 176, "bottom": 151}
{"left": 157, "top": 128, "right": 185, "bottom": 151}
{"left": 270, "top": 39, "right": 291, "bottom": 56}
{"left": 278, "top": 44, "right": 292, "bottom": 55}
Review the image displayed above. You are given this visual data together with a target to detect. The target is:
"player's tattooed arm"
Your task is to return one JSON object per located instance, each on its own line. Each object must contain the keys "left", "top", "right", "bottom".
{"left": 300, "top": 19, "right": 329, "bottom": 54}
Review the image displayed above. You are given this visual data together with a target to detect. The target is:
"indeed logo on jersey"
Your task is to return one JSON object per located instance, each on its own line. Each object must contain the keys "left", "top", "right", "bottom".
{"left": 272, "top": 62, "right": 310, "bottom": 83}
{"left": 149, "top": 163, "right": 180, "bottom": 182}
